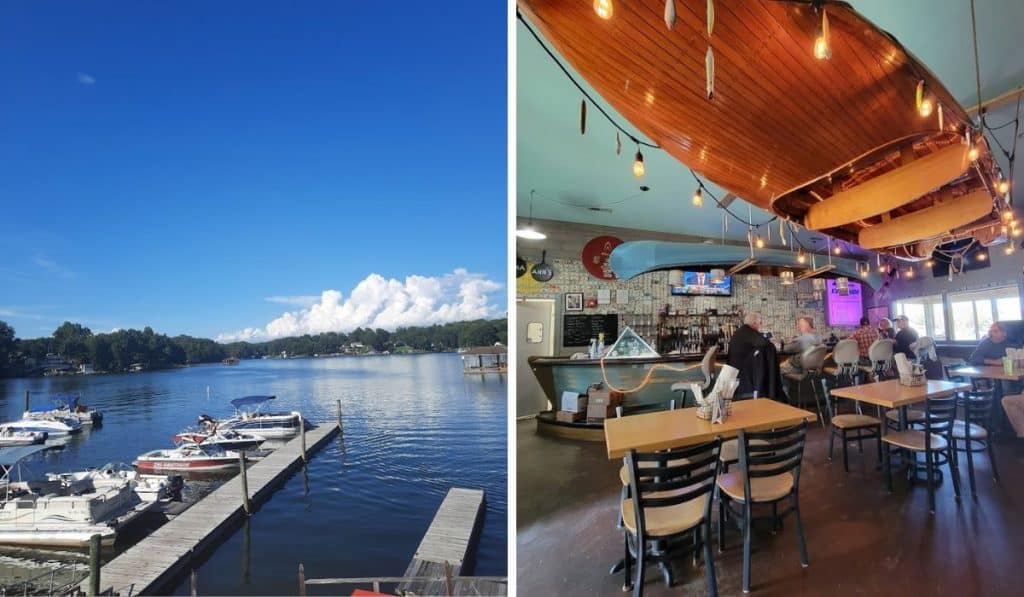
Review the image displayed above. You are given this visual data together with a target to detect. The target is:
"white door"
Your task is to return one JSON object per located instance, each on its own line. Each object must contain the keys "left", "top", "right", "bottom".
{"left": 517, "top": 299, "right": 555, "bottom": 417}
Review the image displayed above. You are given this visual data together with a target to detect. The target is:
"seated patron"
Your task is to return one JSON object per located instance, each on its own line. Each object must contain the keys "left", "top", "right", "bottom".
{"left": 728, "top": 312, "right": 785, "bottom": 398}
{"left": 781, "top": 317, "right": 822, "bottom": 374}
{"left": 969, "top": 322, "right": 1019, "bottom": 365}
{"left": 851, "top": 317, "right": 879, "bottom": 364}
{"left": 728, "top": 312, "right": 771, "bottom": 372}
{"left": 878, "top": 317, "right": 895, "bottom": 340}
{"left": 893, "top": 315, "right": 918, "bottom": 359}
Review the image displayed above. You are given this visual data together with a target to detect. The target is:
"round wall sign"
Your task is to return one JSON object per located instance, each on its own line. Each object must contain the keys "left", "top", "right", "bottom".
{"left": 581, "top": 235, "right": 624, "bottom": 280}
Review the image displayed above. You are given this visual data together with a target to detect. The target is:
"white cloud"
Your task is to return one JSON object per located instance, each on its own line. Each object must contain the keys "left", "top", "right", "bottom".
{"left": 34, "top": 256, "right": 77, "bottom": 278}
{"left": 217, "top": 269, "right": 503, "bottom": 342}
{"left": 264, "top": 295, "right": 320, "bottom": 307}
{"left": 76, "top": 72, "right": 96, "bottom": 85}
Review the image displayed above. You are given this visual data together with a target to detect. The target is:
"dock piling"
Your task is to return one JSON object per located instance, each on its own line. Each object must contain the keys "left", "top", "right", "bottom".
{"left": 24, "top": 390, "right": 29, "bottom": 413}
{"left": 190, "top": 569, "right": 197, "bottom": 597}
{"left": 88, "top": 534, "right": 101, "bottom": 597}
{"left": 336, "top": 400, "right": 343, "bottom": 432}
{"left": 300, "top": 418, "right": 307, "bottom": 462}
{"left": 239, "top": 452, "right": 251, "bottom": 515}
{"left": 298, "top": 563, "right": 306, "bottom": 597}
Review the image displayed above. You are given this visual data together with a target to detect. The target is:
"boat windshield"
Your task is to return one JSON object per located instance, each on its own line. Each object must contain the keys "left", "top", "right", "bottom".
{"left": 229, "top": 395, "right": 276, "bottom": 412}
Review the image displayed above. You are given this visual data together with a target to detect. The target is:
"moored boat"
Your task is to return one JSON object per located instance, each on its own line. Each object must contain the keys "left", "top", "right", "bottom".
{"left": 133, "top": 445, "right": 243, "bottom": 473}
{"left": 0, "top": 448, "right": 172, "bottom": 548}
{"left": 0, "top": 417, "right": 81, "bottom": 437}
{"left": 24, "top": 393, "right": 103, "bottom": 426}
{"left": 172, "top": 429, "right": 266, "bottom": 451}
{"left": 0, "top": 428, "right": 47, "bottom": 446}
{"left": 205, "top": 395, "right": 312, "bottom": 439}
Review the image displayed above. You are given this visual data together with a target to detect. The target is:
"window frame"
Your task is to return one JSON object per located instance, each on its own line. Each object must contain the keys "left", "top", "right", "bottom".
{"left": 946, "top": 285, "right": 1022, "bottom": 342}
{"left": 893, "top": 294, "right": 946, "bottom": 340}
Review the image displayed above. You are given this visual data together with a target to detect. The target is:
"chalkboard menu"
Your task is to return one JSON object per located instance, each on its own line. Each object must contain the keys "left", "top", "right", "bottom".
{"left": 563, "top": 314, "right": 619, "bottom": 347}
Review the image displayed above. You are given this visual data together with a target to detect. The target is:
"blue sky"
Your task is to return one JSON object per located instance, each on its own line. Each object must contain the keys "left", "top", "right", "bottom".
{"left": 0, "top": 1, "right": 507, "bottom": 341}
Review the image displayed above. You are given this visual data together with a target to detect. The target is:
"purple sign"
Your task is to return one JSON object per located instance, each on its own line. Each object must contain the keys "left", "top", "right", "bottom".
{"left": 826, "top": 279, "right": 864, "bottom": 326}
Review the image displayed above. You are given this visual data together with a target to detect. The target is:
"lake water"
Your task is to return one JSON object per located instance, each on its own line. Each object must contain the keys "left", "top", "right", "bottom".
{"left": 0, "top": 353, "right": 507, "bottom": 594}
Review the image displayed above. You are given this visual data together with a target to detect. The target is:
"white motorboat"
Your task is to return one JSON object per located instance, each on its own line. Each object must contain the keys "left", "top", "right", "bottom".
{"left": 0, "top": 417, "right": 81, "bottom": 437}
{"left": 204, "top": 395, "right": 312, "bottom": 439}
{"left": 46, "top": 463, "right": 182, "bottom": 503}
{"left": 0, "top": 447, "right": 170, "bottom": 548}
{"left": 172, "top": 429, "right": 266, "bottom": 451}
{"left": 24, "top": 393, "right": 103, "bottom": 426}
{"left": 0, "top": 428, "right": 47, "bottom": 446}
{"left": 134, "top": 445, "right": 243, "bottom": 473}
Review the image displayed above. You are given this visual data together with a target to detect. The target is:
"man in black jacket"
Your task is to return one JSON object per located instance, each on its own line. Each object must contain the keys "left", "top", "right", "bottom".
{"left": 729, "top": 312, "right": 784, "bottom": 398}
{"left": 893, "top": 315, "right": 918, "bottom": 359}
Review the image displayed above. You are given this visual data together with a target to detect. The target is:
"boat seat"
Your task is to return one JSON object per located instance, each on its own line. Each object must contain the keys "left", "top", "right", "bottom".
{"left": 620, "top": 491, "right": 708, "bottom": 537}
{"left": 881, "top": 430, "right": 948, "bottom": 452}
{"left": 716, "top": 471, "right": 794, "bottom": 503}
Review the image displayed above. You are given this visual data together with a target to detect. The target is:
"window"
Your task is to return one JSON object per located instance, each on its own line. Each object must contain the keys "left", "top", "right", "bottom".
{"left": 948, "top": 286, "right": 1022, "bottom": 341}
{"left": 894, "top": 295, "right": 946, "bottom": 340}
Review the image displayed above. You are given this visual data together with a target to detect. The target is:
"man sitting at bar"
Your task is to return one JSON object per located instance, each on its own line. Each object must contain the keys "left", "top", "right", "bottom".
{"left": 970, "top": 322, "right": 1018, "bottom": 365}
{"left": 878, "top": 317, "right": 895, "bottom": 340}
{"left": 893, "top": 315, "right": 918, "bottom": 359}
{"left": 851, "top": 316, "right": 879, "bottom": 364}
{"left": 780, "top": 317, "right": 822, "bottom": 374}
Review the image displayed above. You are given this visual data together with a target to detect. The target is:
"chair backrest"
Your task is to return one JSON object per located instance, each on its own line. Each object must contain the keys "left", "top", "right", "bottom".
{"left": 802, "top": 345, "right": 828, "bottom": 371}
{"left": 868, "top": 339, "right": 894, "bottom": 362}
{"left": 832, "top": 339, "right": 859, "bottom": 366}
{"left": 923, "top": 395, "right": 958, "bottom": 443}
{"left": 625, "top": 439, "right": 722, "bottom": 538}
{"left": 943, "top": 360, "right": 967, "bottom": 381}
{"left": 962, "top": 388, "right": 997, "bottom": 429}
{"left": 700, "top": 345, "right": 719, "bottom": 388}
{"left": 915, "top": 337, "right": 937, "bottom": 362}
{"left": 738, "top": 421, "right": 808, "bottom": 495}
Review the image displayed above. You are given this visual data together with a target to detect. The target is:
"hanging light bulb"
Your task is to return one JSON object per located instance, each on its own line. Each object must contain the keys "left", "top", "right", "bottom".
{"left": 977, "top": 251, "right": 988, "bottom": 261}
{"left": 918, "top": 95, "right": 934, "bottom": 118}
{"left": 968, "top": 142, "right": 980, "bottom": 162}
{"left": 998, "top": 179, "right": 1011, "bottom": 195}
{"left": 780, "top": 270, "right": 795, "bottom": 285}
{"left": 797, "top": 248, "right": 807, "bottom": 264}
{"left": 1013, "top": 226, "right": 1023, "bottom": 238}
{"left": 833, "top": 243, "right": 841, "bottom": 255}
{"left": 1005, "top": 244, "right": 1015, "bottom": 256}
{"left": 906, "top": 267, "right": 915, "bottom": 278}
{"left": 925, "top": 259, "right": 935, "bottom": 268}
{"left": 593, "top": 0, "right": 613, "bottom": 20}
{"left": 755, "top": 235, "right": 765, "bottom": 249}
{"left": 516, "top": 190, "right": 547, "bottom": 240}
{"left": 859, "top": 264, "right": 868, "bottom": 278}
{"left": 632, "top": 149, "right": 645, "bottom": 178}
{"left": 813, "top": 8, "right": 831, "bottom": 60}
{"left": 1003, "top": 209, "right": 1014, "bottom": 222}
{"left": 692, "top": 187, "right": 703, "bottom": 207}
{"left": 877, "top": 261, "right": 887, "bottom": 273}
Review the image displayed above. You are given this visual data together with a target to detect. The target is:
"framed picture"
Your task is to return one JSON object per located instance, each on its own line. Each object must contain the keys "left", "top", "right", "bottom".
{"left": 564, "top": 292, "right": 583, "bottom": 312}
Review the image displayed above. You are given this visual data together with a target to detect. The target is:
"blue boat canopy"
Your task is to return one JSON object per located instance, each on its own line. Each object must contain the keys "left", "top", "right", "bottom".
{"left": 0, "top": 445, "right": 48, "bottom": 469}
{"left": 27, "top": 393, "right": 80, "bottom": 412}
{"left": 230, "top": 395, "right": 276, "bottom": 409}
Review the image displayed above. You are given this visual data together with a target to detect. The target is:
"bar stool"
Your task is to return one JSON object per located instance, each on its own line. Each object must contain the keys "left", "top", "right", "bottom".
{"left": 783, "top": 345, "right": 827, "bottom": 428}
{"left": 860, "top": 339, "right": 894, "bottom": 382}
{"left": 824, "top": 339, "right": 861, "bottom": 387}
{"left": 671, "top": 345, "right": 719, "bottom": 408}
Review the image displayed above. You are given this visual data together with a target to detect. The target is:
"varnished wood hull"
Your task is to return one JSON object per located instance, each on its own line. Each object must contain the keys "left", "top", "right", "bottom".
{"left": 519, "top": 0, "right": 1006, "bottom": 255}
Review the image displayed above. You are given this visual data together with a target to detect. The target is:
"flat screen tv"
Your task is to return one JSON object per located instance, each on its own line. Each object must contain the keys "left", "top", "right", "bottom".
{"left": 669, "top": 271, "right": 732, "bottom": 296}
{"left": 825, "top": 279, "right": 864, "bottom": 326}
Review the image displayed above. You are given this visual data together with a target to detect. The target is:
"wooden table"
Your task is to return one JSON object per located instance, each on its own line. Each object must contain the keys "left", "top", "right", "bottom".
{"left": 829, "top": 379, "right": 970, "bottom": 411}
{"left": 950, "top": 365, "right": 1024, "bottom": 383}
{"left": 603, "top": 399, "right": 817, "bottom": 459}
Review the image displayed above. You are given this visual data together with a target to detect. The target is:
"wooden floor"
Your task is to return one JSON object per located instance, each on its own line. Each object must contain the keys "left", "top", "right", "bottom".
{"left": 399, "top": 488, "right": 505, "bottom": 596}
{"left": 81, "top": 422, "right": 340, "bottom": 595}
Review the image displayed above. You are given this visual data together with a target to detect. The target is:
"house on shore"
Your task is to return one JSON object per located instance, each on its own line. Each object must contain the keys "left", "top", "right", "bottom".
{"left": 460, "top": 345, "right": 507, "bottom": 374}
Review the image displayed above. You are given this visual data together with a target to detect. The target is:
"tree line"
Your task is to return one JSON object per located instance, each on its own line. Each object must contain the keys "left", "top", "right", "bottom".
{"left": 0, "top": 318, "right": 507, "bottom": 377}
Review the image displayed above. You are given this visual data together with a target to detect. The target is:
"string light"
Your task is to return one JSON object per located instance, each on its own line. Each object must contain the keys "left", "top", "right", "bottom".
{"left": 918, "top": 95, "right": 934, "bottom": 118}
{"left": 1005, "top": 244, "right": 1016, "bottom": 256}
{"left": 692, "top": 187, "right": 704, "bottom": 207}
{"left": 797, "top": 248, "right": 807, "bottom": 264}
{"left": 755, "top": 235, "right": 765, "bottom": 249}
{"left": 925, "top": 259, "right": 935, "bottom": 268}
{"left": 1003, "top": 208, "right": 1014, "bottom": 222}
{"left": 905, "top": 266, "right": 915, "bottom": 278}
{"left": 833, "top": 243, "right": 841, "bottom": 255}
{"left": 999, "top": 179, "right": 1011, "bottom": 195}
{"left": 813, "top": 8, "right": 831, "bottom": 60}
{"left": 977, "top": 251, "right": 987, "bottom": 261}
{"left": 632, "top": 149, "right": 645, "bottom": 178}
{"left": 593, "top": 0, "right": 613, "bottom": 20}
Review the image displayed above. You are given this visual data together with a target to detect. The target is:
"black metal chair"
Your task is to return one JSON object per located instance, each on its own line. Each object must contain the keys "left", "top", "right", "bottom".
{"left": 821, "top": 378, "right": 881, "bottom": 471}
{"left": 716, "top": 422, "right": 809, "bottom": 594}
{"left": 953, "top": 388, "right": 1001, "bottom": 497}
{"left": 881, "top": 394, "right": 962, "bottom": 513}
{"left": 783, "top": 345, "right": 828, "bottom": 428}
{"left": 622, "top": 439, "right": 722, "bottom": 597}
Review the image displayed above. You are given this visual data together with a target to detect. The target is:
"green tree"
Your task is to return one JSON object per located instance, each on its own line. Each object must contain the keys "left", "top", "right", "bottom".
{"left": 0, "top": 321, "right": 15, "bottom": 374}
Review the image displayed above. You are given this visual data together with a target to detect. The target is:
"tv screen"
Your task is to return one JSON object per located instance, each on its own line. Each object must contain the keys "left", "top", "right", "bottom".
{"left": 826, "top": 279, "right": 864, "bottom": 326}
{"left": 670, "top": 271, "right": 732, "bottom": 296}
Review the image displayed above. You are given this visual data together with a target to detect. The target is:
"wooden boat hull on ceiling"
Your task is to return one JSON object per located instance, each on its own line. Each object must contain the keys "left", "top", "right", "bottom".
{"left": 519, "top": 0, "right": 1005, "bottom": 256}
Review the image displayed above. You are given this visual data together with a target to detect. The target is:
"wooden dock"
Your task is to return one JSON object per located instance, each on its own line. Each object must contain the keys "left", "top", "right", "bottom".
{"left": 81, "top": 422, "right": 340, "bottom": 595}
{"left": 398, "top": 488, "right": 504, "bottom": 596}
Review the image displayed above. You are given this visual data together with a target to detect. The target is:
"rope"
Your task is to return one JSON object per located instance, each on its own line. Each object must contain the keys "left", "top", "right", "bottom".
{"left": 598, "top": 358, "right": 703, "bottom": 394}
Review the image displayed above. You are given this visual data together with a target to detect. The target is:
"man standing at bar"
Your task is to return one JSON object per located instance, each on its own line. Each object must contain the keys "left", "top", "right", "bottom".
{"left": 893, "top": 315, "right": 918, "bottom": 359}
{"left": 970, "top": 322, "right": 1018, "bottom": 365}
{"left": 851, "top": 316, "right": 879, "bottom": 364}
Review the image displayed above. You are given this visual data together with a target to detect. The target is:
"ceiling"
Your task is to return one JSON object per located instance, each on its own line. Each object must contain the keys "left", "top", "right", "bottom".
{"left": 516, "top": 0, "right": 1024, "bottom": 252}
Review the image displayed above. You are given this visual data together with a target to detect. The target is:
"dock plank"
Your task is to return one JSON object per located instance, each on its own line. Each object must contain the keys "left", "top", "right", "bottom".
{"left": 398, "top": 488, "right": 486, "bottom": 595}
{"left": 80, "top": 422, "right": 340, "bottom": 595}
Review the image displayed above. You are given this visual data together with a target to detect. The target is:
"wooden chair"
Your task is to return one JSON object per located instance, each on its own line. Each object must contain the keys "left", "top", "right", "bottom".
{"left": 881, "top": 394, "right": 962, "bottom": 513}
{"left": 952, "top": 388, "right": 1001, "bottom": 497}
{"left": 821, "top": 378, "right": 881, "bottom": 471}
{"left": 622, "top": 439, "right": 722, "bottom": 597}
{"left": 783, "top": 345, "right": 827, "bottom": 428}
{"left": 717, "top": 422, "right": 809, "bottom": 594}
{"left": 823, "top": 339, "right": 860, "bottom": 387}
